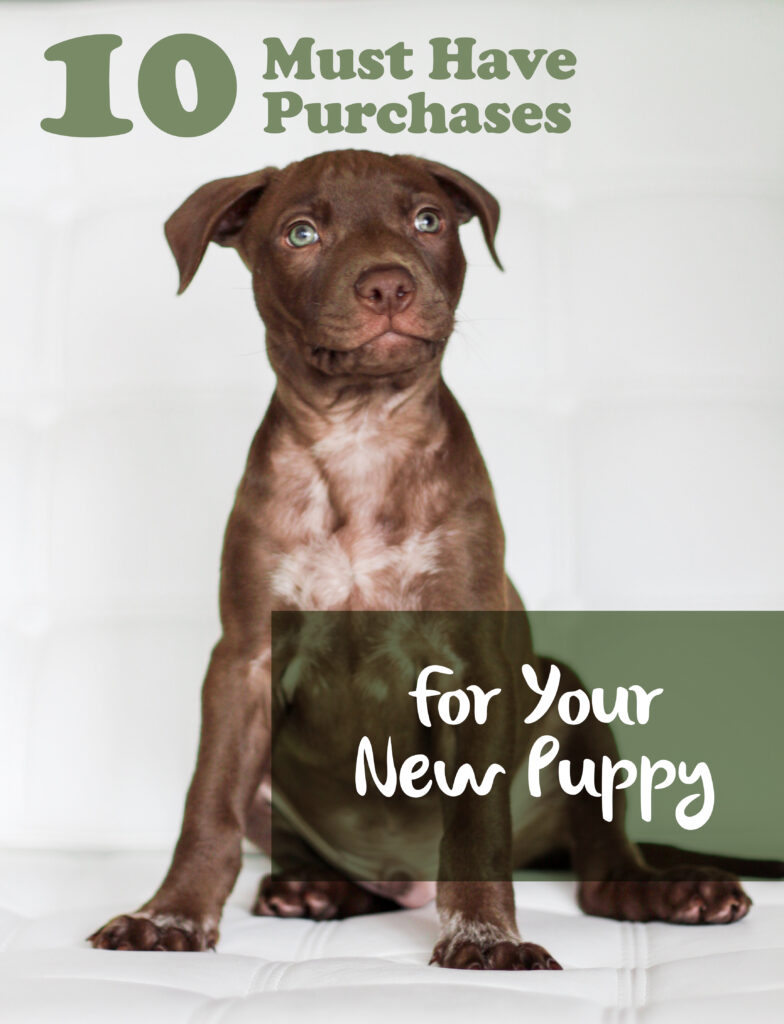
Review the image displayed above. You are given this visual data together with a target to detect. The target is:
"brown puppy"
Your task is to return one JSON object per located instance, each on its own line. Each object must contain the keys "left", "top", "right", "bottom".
{"left": 89, "top": 150, "right": 756, "bottom": 968}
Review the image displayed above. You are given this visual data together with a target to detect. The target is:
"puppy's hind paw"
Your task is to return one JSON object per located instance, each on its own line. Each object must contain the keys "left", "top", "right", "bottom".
{"left": 253, "top": 873, "right": 395, "bottom": 920}
{"left": 579, "top": 868, "right": 752, "bottom": 924}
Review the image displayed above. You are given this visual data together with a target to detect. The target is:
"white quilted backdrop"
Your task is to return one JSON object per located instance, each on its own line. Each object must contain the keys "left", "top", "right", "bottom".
{"left": 1, "top": 0, "right": 783, "bottom": 848}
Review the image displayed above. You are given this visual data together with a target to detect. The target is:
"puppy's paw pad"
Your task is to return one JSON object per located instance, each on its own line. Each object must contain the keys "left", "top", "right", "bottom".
{"left": 431, "top": 931, "right": 561, "bottom": 971}
{"left": 487, "top": 940, "right": 561, "bottom": 970}
{"left": 254, "top": 874, "right": 401, "bottom": 919}
{"left": 659, "top": 876, "right": 751, "bottom": 924}
{"left": 88, "top": 912, "right": 214, "bottom": 951}
{"left": 579, "top": 871, "right": 752, "bottom": 924}
{"left": 253, "top": 876, "right": 343, "bottom": 921}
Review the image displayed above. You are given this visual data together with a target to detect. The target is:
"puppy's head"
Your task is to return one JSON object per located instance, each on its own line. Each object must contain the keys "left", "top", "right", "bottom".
{"left": 165, "top": 150, "right": 501, "bottom": 380}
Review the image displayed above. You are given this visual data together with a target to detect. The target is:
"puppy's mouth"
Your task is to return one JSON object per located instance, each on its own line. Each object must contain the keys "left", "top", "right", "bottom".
{"left": 307, "top": 330, "right": 448, "bottom": 377}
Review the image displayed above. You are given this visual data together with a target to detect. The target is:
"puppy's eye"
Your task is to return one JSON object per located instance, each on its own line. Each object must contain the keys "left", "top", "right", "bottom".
{"left": 287, "top": 222, "right": 319, "bottom": 247}
{"left": 414, "top": 209, "right": 441, "bottom": 234}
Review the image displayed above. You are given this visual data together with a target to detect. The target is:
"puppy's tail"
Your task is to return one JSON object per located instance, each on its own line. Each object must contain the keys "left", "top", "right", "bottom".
{"left": 637, "top": 842, "right": 784, "bottom": 879}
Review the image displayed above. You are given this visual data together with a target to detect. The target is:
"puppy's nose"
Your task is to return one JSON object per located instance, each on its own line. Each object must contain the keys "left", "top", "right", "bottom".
{"left": 354, "top": 266, "right": 416, "bottom": 315}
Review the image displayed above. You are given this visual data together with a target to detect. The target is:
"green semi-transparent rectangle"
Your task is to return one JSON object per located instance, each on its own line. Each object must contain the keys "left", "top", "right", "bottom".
{"left": 270, "top": 611, "right": 783, "bottom": 883}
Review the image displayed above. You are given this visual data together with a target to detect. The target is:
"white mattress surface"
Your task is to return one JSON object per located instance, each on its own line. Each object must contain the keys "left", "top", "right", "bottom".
{"left": 0, "top": 850, "right": 782, "bottom": 1023}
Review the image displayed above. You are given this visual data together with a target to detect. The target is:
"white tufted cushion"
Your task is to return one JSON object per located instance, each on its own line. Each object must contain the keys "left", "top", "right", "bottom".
{"left": 1, "top": 851, "right": 782, "bottom": 1022}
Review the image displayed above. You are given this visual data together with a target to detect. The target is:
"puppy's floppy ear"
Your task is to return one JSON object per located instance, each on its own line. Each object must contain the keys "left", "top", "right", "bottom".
{"left": 418, "top": 159, "right": 503, "bottom": 271}
{"left": 164, "top": 167, "right": 277, "bottom": 294}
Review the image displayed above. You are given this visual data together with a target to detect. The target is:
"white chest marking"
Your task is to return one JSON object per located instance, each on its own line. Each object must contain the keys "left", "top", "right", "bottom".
{"left": 270, "top": 528, "right": 443, "bottom": 610}
{"left": 270, "top": 405, "right": 448, "bottom": 609}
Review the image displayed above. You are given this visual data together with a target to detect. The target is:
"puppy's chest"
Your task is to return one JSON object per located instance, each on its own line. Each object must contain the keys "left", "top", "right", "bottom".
{"left": 268, "top": 442, "right": 447, "bottom": 611}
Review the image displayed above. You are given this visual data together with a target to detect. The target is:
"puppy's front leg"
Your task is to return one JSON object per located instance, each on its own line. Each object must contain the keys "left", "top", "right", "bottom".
{"left": 433, "top": 797, "right": 560, "bottom": 970}
{"left": 89, "top": 639, "right": 270, "bottom": 950}
{"left": 431, "top": 643, "right": 561, "bottom": 971}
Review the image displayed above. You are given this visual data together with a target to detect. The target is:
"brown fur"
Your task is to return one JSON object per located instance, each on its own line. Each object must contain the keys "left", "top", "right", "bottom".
{"left": 89, "top": 151, "right": 755, "bottom": 969}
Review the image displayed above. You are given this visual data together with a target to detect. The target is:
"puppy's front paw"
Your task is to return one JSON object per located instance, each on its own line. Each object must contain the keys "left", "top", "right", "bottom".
{"left": 431, "top": 916, "right": 561, "bottom": 971}
{"left": 88, "top": 911, "right": 216, "bottom": 951}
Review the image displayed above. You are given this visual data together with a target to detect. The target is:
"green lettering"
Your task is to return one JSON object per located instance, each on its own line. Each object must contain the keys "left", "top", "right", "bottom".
{"left": 138, "top": 34, "right": 236, "bottom": 137}
{"left": 41, "top": 34, "right": 132, "bottom": 137}
{"left": 477, "top": 49, "right": 509, "bottom": 80}
{"left": 408, "top": 92, "right": 447, "bottom": 133}
{"left": 263, "top": 90, "right": 303, "bottom": 132}
{"left": 449, "top": 103, "right": 481, "bottom": 133}
{"left": 546, "top": 49, "right": 577, "bottom": 79}
{"left": 318, "top": 48, "right": 357, "bottom": 81}
{"left": 305, "top": 101, "right": 344, "bottom": 133}
{"left": 483, "top": 102, "right": 510, "bottom": 133}
{"left": 377, "top": 102, "right": 407, "bottom": 132}
{"left": 544, "top": 102, "right": 571, "bottom": 132}
{"left": 511, "top": 102, "right": 543, "bottom": 133}
{"left": 358, "top": 49, "right": 385, "bottom": 80}
{"left": 345, "top": 102, "right": 377, "bottom": 133}
{"left": 262, "top": 37, "right": 315, "bottom": 80}
{"left": 429, "top": 37, "right": 476, "bottom": 80}
{"left": 386, "top": 42, "right": 414, "bottom": 79}
{"left": 508, "top": 48, "right": 547, "bottom": 80}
